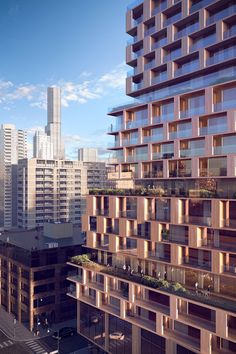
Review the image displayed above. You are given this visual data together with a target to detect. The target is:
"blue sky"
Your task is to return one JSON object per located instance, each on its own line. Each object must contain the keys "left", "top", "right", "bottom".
{"left": 0, "top": 0, "right": 132, "bottom": 158}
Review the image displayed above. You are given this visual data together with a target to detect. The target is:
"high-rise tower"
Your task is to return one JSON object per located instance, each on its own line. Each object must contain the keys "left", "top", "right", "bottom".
{"left": 33, "top": 86, "right": 65, "bottom": 159}
{"left": 68, "top": 1, "right": 236, "bottom": 353}
{"left": 0, "top": 124, "right": 27, "bottom": 229}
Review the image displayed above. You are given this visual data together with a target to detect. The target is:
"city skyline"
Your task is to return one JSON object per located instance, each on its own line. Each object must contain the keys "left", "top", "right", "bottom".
{"left": 0, "top": 0, "right": 131, "bottom": 159}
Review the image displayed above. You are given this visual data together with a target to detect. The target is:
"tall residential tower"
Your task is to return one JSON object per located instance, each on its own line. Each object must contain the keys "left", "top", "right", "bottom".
{"left": 0, "top": 124, "right": 27, "bottom": 229}
{"left": 69, "top": 1, "right": 236, "bottom": 353}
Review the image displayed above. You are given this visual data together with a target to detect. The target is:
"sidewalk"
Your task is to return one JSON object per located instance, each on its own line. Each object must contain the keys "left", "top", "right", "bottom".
{"left": 0, "top": 307, "right": 35, "bottom": 341}
{"left": 0, "top": 306, "right": 77, "bottom": 341}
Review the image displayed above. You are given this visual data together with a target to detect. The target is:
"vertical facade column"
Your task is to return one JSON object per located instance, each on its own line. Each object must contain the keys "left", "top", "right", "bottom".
{"left": 132, "top": 324, "right": 141, "bottom": 354}
{"left": 104, "top": 312, "right": 109, "bottom": 352}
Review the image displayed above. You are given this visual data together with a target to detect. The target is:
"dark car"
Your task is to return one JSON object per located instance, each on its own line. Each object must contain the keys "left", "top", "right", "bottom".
{"left": 52, "top": 327, "right": 76, "bottom": 339}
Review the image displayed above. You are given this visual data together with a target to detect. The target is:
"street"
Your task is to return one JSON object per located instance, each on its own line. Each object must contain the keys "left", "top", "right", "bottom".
{"left": 0, "top": 327, "right": 95, "bottom": 354}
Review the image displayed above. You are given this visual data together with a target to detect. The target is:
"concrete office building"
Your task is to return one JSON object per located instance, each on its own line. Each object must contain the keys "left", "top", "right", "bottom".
{"left": 17, "top": 159, "right": 87, "bottom": 230}
{"left": 0, "top": 224, "right": 83, "bottom": 331}
{"left": 78, "top": 148, "right": 98, "bottom": 163}
{"left": 68, "top": 0, "right": 236, "bottom": 353}
{"left": 33, "top": 87, "right": 65, "bottom": 160}
{"left": 0, "top": 124, "right": 27, "bottom": 229}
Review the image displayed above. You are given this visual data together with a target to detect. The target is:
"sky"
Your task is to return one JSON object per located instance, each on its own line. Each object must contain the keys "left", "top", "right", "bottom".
{"left": 0, "top": 0, "right": 132, "bottom": 159}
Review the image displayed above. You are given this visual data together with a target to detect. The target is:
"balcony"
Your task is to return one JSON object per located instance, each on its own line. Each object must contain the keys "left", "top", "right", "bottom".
{"left": 180, "top": 147, "right": 205, "bottom": 158}
{"left": 169, "top": 129, "right": 192, "bottom": 139}
{"left": 132, "top": 15, "right": 143, "bottom": 28}
{"left": 206, "top": 5, "right": 236, "bottom": 26}
{"left": 127, "top": 67, "right": 139, "bottom": 77}
{"left": 223, "top": 265, "right": 236, "bottom": 275}
{"left": 119, "top": 210, "right": 137, "bottom": 219}
{"left": 169, "top": 169, "right": 191, "bottom": 177}
{"left": 126, "top": 308, "right": 156, "bottom": 332}
{"left": 207, "top": 47, "right": 236, "bottom": 66}
{"left": 199, "top": 167, "right": 227, "bottom": 177}
{"left": 144, "top": 60, "right": 155, "bottom": 71}
{"left": 143, "top": 170, "right": 163, "bottom": 178}
{"left": 199, "top": 122, "right": 227, "bottom": 136}
{"left": 148, "top": 251, "right": 170, "bottom": 263}
{"left": 145, "top": 26, "right": 155, "bottom": 37}
{"left": 143, "top": 134, "right": 163, "bottom": 143}
{"left": 132, "top": 81, "right": 144, "bottom": 91}
{"left": 152, "top": 1, "right": 167, "bottom": 16}
{"left": 184, "top": 215, "right": 211, "bottom": 227}
{"left": 126, "top": 119, "right": 148, "bottom": 129}
{"left": 190, "top": 34, "right": 216, "bottom": 53}
{"left": 132, "top": 49, "right": 144, "bottom": 60}
{"left": 214, "top": 100, "right": 236, "bottom": 112}
{"left": 152, "top": 151, "right": 174, "bottom": 160}
{"left": 180, "top": 106, "right": 205, "bottom": 118}
{"left": 189, "top": 0, "right": 215, "bottom": 14}
{"left": 152, "top": 37, "right": 168, "bottom": 50}
{"left": 174, "top": 22, "right": 199, "bottom": 40}
{"left": 175, "top": 62, "right": 199, "bottom": 77}
{"left": 182, "top": 256, "right": 211, "bottom": 271}
{"left": 151, "top": 72, "right": 168, "bottom": 85}
{"left": 163, "top": 12, "right": 182, "bottom": 27}
{"left": 214, "top": 144, "right": 236, "bottom": 155}
{"left": 135, "top": 296, "right": 170, "bottom": 316}
{"left": 127, "top": 35, "right": 138, "bottom": 45}
{"left": 163, "top": 49, "right": 182, "bottom": 63}
{"left": 224, "top": 25, "right": 236, "bottom": 39}
{"left": 122, "top": 138, "right": 139, "bottom": 146}
{"left": 126, "top": 153, "right": 148, "bottom": 162}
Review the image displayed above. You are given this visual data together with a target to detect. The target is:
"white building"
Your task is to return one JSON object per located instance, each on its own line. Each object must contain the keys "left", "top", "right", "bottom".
{"left": 33, "top": 87, "right": 65, "bottom": 160}
{"left": 0, "top": 124, "right": 27, "bottom": 229}
{"left": 78, "top": 147, "right": 98, "bottom": 162}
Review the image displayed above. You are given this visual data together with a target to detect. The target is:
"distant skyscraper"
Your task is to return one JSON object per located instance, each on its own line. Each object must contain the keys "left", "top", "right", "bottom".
{"left": 0, "top": 124, "right": 27, "bottom": 229}
{"left": 33, "top": 87, "right": 65, "bottom": 160}
{"left": 78, "top": 147, "right": 98, "bottom": 162}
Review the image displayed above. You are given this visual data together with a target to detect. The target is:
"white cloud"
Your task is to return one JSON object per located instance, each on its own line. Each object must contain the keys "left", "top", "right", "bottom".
{"left": 0, "top": 63, "right": 126, "bottom": 110}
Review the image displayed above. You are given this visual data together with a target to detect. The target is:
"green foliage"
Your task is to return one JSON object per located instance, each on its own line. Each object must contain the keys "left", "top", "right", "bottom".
{"left": 71, "top": 254, "right": 91, "bottom": 265}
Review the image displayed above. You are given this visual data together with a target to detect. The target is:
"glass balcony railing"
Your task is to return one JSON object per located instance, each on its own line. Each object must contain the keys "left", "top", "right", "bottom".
{"left": 199, "top": 167, "right": 227, "bottom": 177}
{"left": 182, "top": 256, "right": 211, "bottom": 270}
{"left": 148, "top": 252, "right": 170, "bottom": 263}
{"left": 122, "top": 138, "right": 139, "bottom": 146}
{"left": 152, "top": 38, "right": 168, "bottom": 50}
{"left": 214, "top": 100, "right": 236, "bottom": 112}
{"left": 153, "top": 151, "right": 174, "bottom": 159}
{"left": 184, "top": 215, "right": 212, "bottom": 227}
{"left": 163, "top": 13, "right": 182, "bottom": 27}
{"left": 180, "top": 147, "right": 205, "bottom": 157}
{"left": 175, "top": 62, "right": 199, "bottom": 77}
{"left": 126, "top": 153, "right": 148, "bottom": 162}
{"left": 127, "top": 35, "right": 138, "bottom": 45}
{"left": 145, "top": 26, "right": 156, "bottom": 37}
{"left": 189, "top": 0, "right": 215, "bottom": 14}
{"left": 151, "top": 72, "right": 168, "bottom": 85}
{"left": 152, "top": 1, "right": 167, "bottom": 16}
{"left": 126, "top": 119, "right": 148, "bottom": 129}
{"left": 206, "top": 5, "right": 236, "bottom": 26}
{"left": 190, "top": 35, "right": 216, "bottom": 53}
{"left": 119, "top": 210, "right": 137, "bottom": 219}
{"left": 132, "top": 49, "right": 143, "bottom": 60}
{"left": 224, "top": 26, "right": 236, "bottom": 39}
{"left": 143, "top": 170, "right": 163, "bottom": 178}
{"left": 206, "top": 47, "right": 236, "bottom": 66}
{"left": 169, "top": 129, "right": 192, "bottom": 139}
{"left": 199, "top": 123, "right": 227, "bottom": 136}
{"left": 163, "top": 49, "right": 182, "bottom": 63}
{"left": 132, "top": 82, "right": 144, "bottom": 91}
{"left": 223, "top": 265, "right": 236, "bottom": 275}
{"left": 214, "top": 145, "right": 236, "bottom": 155}
{"left": 152, "top": 115, "right": 161, "bottom": 124}
{"left": 143, "top": 134, "right": 163, "bottom": 143}
{"left": 169, "top": 169, "right": 191, "bottom": 177}
{"left": 127, "top": 67, "right": 139, "bottom": 77}
{"left": 144, "top": 60, "right": 155, "bottom": 71}
{"left": 174, "top": 22, "right": 199, "bottom": 40}
{"left": 180, "top": 106, "right": 205, "bottom": 118}
{"left": 132, "top": 15, "right": 143, "bottom": 27}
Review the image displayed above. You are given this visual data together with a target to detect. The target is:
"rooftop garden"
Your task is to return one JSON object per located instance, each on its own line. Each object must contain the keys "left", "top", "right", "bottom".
{"left": 70, "top": 254, "right": 236, "bottom": 314}
{"left": 89, "top": 187, "right": 235, "bottom": 199}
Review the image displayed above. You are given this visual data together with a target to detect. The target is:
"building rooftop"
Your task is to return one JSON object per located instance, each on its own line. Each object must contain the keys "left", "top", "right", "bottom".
{"left": 0, "top": 225, "right": 84, "bottom": 251}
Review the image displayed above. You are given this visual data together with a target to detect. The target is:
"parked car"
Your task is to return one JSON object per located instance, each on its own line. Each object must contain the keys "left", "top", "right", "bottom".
{"left": 52, "top": 327, "right": 76, "bottom": 339}
{"left": 109, "top": 332, "right": 125, "bottom": 340}
{"left": 89, "top": 315, "right": 100, "bottom": 325}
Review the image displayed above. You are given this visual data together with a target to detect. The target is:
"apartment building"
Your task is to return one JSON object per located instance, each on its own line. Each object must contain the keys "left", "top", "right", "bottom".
{"left": 0, "top": 225, "right": 82, "bottom": 331}
{"left": 0, "top": 124, "right": 27, "bottom": 229}
{"left": 17, "top": 159, "right": 87, "bottom": 229}
{"left": 68, "top": 1, "right": 236, "bottom": 353}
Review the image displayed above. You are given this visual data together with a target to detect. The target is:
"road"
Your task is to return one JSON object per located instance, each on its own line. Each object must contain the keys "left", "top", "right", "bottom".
{"left": 0, "top": 327, "right": 92, "bottom": 354}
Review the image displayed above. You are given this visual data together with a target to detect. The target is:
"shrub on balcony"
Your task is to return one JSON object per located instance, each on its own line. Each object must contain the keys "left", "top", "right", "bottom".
{"left": 71, "top": 254, "right": 91, "bottom": 265}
